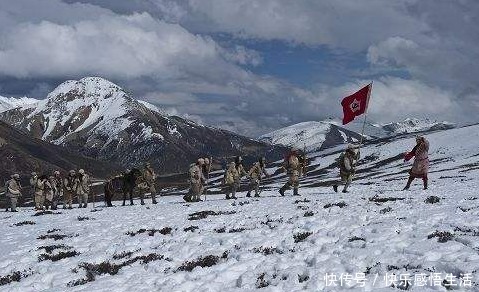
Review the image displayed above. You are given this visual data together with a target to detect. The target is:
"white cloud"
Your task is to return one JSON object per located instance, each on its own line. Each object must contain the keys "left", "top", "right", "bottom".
{"left": 0, "top": 12, "right": 219, "bottom": 79}
{"left": 183, "top": 0, "right": 426, "bottom": 50}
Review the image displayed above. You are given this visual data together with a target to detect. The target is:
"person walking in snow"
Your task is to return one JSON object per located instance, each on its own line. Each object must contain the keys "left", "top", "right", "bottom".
{"left": 185, "top": 158, "right": 207, "bottom": 202}
{"left": 403, "top": 136, "right": 430, "bottom": 190}
{"left": 42, "top": 175, "right": 54, "bottom": 210}
{"left": 30, "top": 172, "right": 44, "bottom": 210}
{"left": 30, "top": 172, "right": 45, "bottom": 210}
{"left": 74, "top": 169, "right": 90, "bottom": 208}
{"left": 143, "top": 162, "right": 158, "bottom": 204}
{"left": 224, "top": 156, "right": 247, "bottom": 199}
{"left": 5, "top": 174, "right": 22, "bottom": 212}
{"left": 63, "top": 170, "right": 76, "bottom": 209}
{"left": 279, "top": 148, "right": 305, "bottom": 196}
{"left": 333, "top": 144, "right": 360, "bottom": 193}
{"left": 223, "top": 160, "right": 239, "bottom": 199}
{"left": 246, "top": 157, "right": 269, "bottom": 197}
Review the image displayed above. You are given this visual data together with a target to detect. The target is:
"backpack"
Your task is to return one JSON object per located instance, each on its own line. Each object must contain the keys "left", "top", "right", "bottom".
{"left": 44, "top": 180, "right": 52, "bottom": 192}
{"left": 189, "top": 163, "right": 199, "bottom": 182}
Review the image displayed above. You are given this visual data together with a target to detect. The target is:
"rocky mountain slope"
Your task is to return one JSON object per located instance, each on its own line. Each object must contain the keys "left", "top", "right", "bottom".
{"left": 0, "top": 120, "right": 118, "bottom": 180}
{"left": 0, "top": 77, "right": 286, "bottom": 173}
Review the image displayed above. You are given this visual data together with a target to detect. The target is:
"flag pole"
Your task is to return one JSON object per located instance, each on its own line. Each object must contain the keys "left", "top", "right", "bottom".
{"left": 358, "top": 81, "right": 373, "bottom": 150}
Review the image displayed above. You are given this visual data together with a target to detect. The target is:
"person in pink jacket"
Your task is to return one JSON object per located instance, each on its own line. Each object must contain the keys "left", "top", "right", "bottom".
{"left": 403, "top": 136, "right": 430, "bottom": 190}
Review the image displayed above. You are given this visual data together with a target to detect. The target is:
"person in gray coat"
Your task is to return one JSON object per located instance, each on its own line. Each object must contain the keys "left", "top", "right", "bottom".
{"left": 6, "top": 174, "right": 22, "bottom": 212}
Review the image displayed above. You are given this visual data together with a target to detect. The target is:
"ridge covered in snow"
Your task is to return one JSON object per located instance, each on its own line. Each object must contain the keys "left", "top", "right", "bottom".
{"left": 0, "top": 96, "right": 38, "bottom": 113}
{"left": 378, "top": 118, "right": 455, "bottom": 136}
{"left": 261, "top": 118, "right": 456, "bottom": 152}
{"left": 259, "top": 121, "right": 363, "bottom": 152}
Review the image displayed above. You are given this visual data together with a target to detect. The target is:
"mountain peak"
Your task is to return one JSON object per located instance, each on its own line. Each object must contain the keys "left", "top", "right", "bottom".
{"left": 48, "top": 76, "right": 125, "bottom": 102}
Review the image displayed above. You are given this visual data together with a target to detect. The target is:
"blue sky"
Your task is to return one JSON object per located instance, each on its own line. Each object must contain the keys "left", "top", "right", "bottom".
{"left": 0, "top": 0, "right": 477, "bottom": 136}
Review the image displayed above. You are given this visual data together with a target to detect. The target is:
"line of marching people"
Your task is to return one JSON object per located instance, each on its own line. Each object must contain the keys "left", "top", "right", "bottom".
{"left": 184, "top": 135, "right": 430, "bottom": 201}
{"left": 4, "top": 169, "right": 90, "bottom": 212}
{"left": 184, "top": 149, "right": 308, "bottom": 202}
{"left": 4, "top": 136, "right": 430, "bottom": 210}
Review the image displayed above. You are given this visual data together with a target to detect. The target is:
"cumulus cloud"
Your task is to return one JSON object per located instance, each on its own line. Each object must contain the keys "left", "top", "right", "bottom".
{"left": 183, "top": 0, "right": 426, "bottom": 50}
{"left": 0, "top": 10, "right": 224, "bottom": 81}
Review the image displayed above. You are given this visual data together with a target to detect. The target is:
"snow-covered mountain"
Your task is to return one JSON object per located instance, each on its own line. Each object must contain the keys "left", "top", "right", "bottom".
{"left": 378, "top": 118, "right": 455, "bottom": 136}
{"left": 259, "top": 121, "right": 364, "bottom": 152}
{"left": 260, "top": 118, "right": 456, "bottom": 152}
{"left": 0, "top": 77, "right": 285, "bottom": 172}
{"left": 0, "top": 96, "right": 38, "bottom": 113}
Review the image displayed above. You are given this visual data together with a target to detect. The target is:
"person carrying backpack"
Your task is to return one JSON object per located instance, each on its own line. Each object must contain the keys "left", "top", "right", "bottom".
{"left": 42, "top": 175, "right": 54, "bottom": 210}
{"left": 74, "top": 169, "right": 90, "bottom": 208}
{"left": 185, "top": 158, "right": 206, "bottom": 202}
{"left": 6, "top": 174, "right": 22, "bottom": 212}
{"left": 333, "top": 144, "right": 360, "bottom": 193}
{"left": 246, "top": 157, "right": 269, "bottom": 197}
{"left": 31, "top": 173, "right": 45, "bottom": 210}
{"left": 279, "top": 148, "right": 305, "bottom": 196}
{"left": 63, "top": 170, "right": 76, "bottom": 209}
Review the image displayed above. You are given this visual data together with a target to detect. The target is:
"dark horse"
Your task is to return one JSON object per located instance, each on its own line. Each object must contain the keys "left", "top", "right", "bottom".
{"left": 121, "top": 168, "right": 142, "bottom": 206}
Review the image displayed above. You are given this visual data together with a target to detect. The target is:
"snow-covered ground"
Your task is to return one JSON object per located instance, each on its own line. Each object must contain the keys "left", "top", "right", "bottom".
{"left": 1, "top": 125, "right": 479, "bottom": 291}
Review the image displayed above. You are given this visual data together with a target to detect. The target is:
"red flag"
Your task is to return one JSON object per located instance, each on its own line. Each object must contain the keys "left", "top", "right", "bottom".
{"left": 341, "top": 83, "right": 371, "bottom": 125}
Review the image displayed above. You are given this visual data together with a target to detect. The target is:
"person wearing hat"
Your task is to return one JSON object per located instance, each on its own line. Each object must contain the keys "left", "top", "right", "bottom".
{"left": 333, "top": 144, "right": 360, "bottom": 193}
{"left": 29, "top": 172, "right": 43, "bottom": 210}
{"left": 6, "top": 174, "right": 22, "bottom": 212}
{"left": 142, "top": 162, "right": 158, "bottom": 204}
{"left": 403, "top": 136, "right": 430, "bottom": 190}
{"left": 247, "top": 157, "right": 270, "bottom": 197}
{"left": 223, "top": 156, "right": 247, "bottom": 199}
{"left": 223, "top": 160, "right": 239, "bottom": 200}
{"left": 63, "top": 170, "right": 76, "bottom": 209}
{"left": 279, "top": 148, "right": 304, "bottom": 196}
{"left": 30, "top": 172, "right": 45, "bottom": 210}
{"left": 42, "top": 175, "right": 54, "bottom": 210}
{"left": 74, "top": 169, "right": 90, "bottom": 208}
{"left": 185, "top": 158, "right": 207, "bottom": 202}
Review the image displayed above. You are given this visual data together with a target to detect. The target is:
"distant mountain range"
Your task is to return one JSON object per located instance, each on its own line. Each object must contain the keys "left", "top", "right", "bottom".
{"left": 0, "top": 77, "right": 285, "bottom": 174}
{"left": 378, "top": 118, "right": 455, "bottom": 136}
{"left": 0, "top": 96, "right": 38, "bottom": 113}
{"left": 259, "top": 118, "right": 455, "bottom": 152}
{"left": 259, "top": 121, "right": 363, "bottom": 152}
